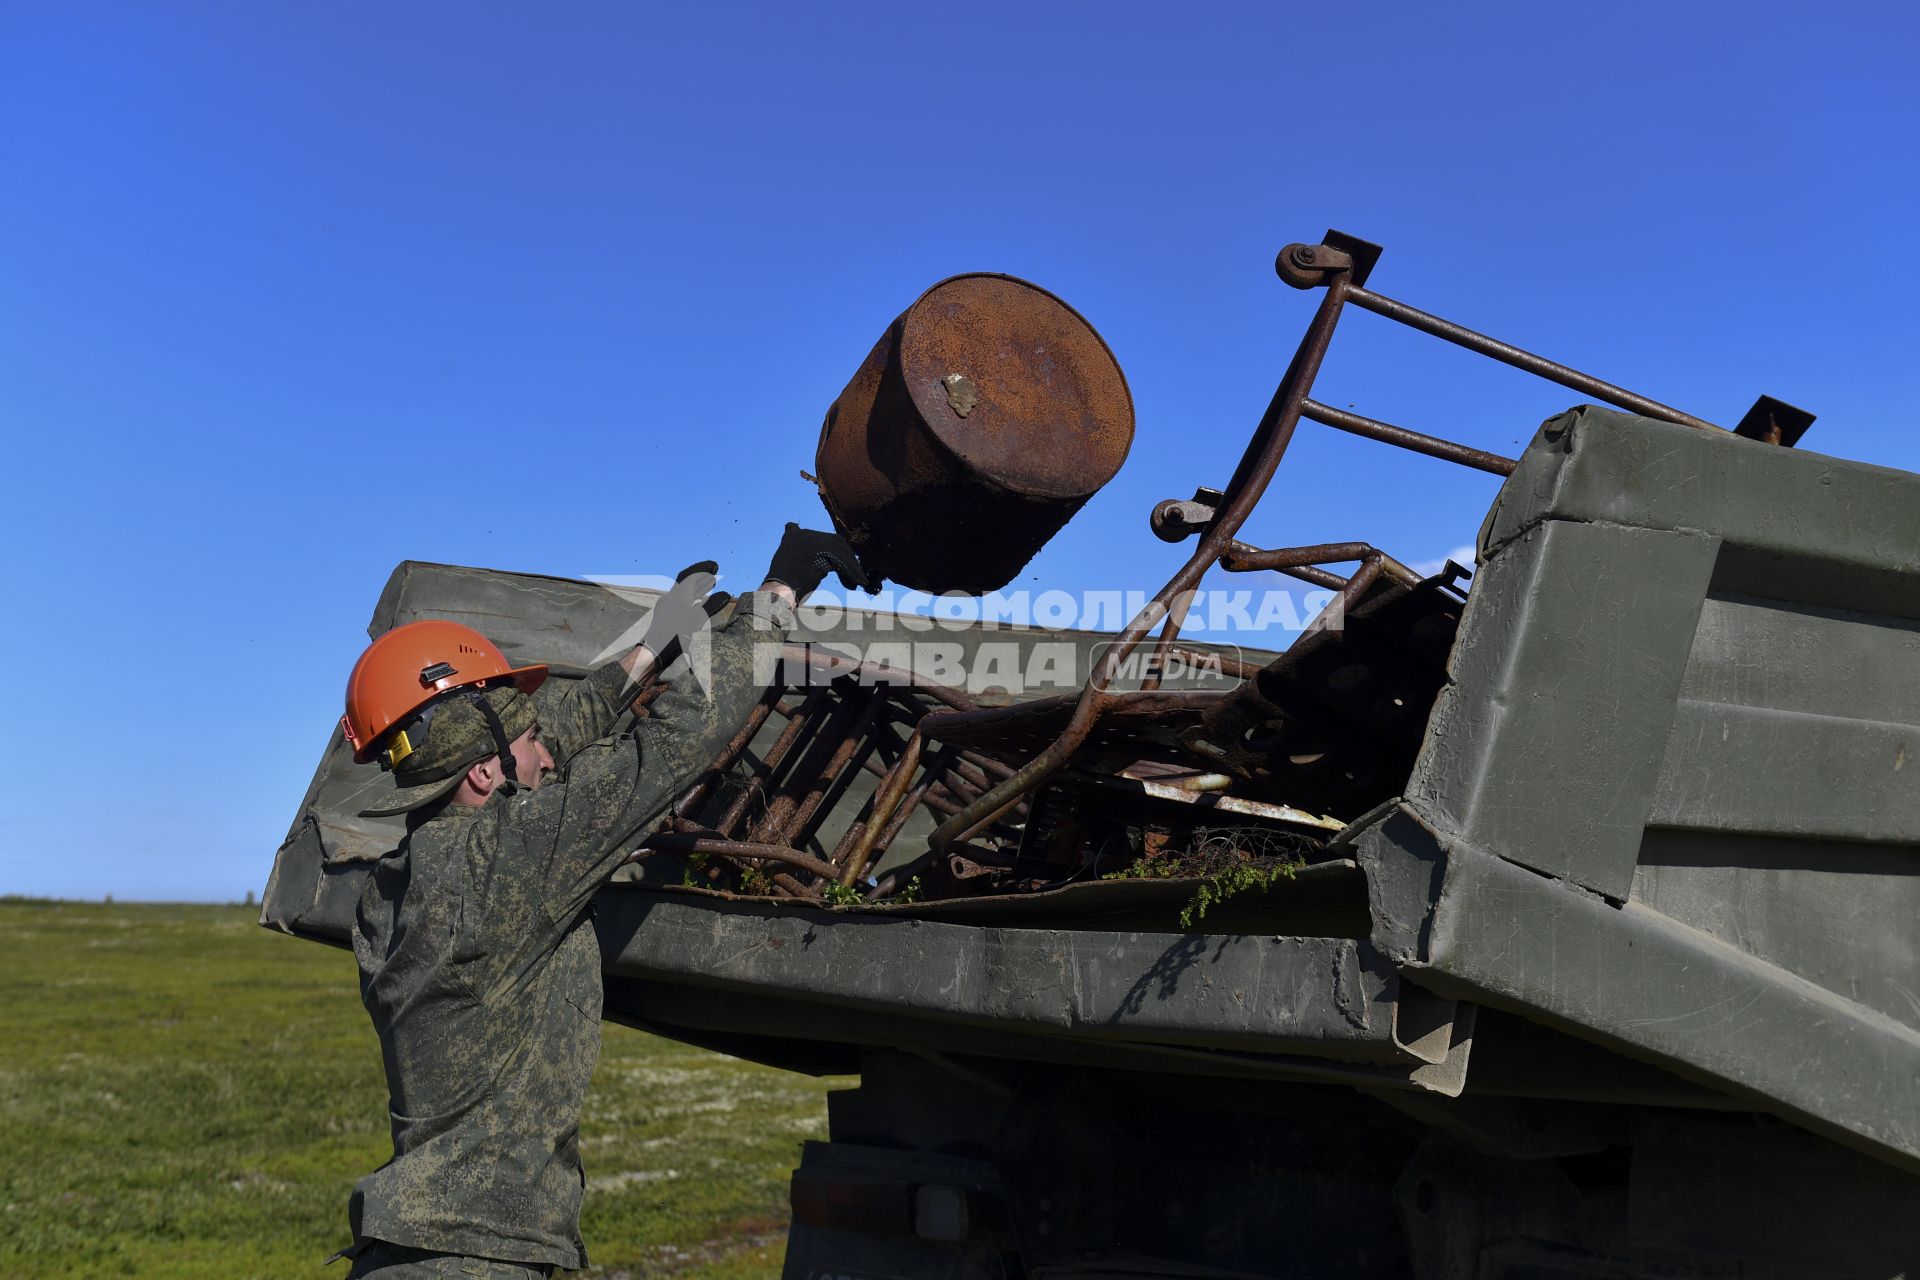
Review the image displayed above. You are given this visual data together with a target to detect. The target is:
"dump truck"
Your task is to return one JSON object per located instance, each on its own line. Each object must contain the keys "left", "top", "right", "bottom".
{"left": 263, "top": 233, "right": 1920, "bottom": 1279}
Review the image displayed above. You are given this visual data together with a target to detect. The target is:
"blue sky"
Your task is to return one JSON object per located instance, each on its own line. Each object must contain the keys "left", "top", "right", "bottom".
{"left": 2, "top": 3, "right": 1914, "bottom": 901}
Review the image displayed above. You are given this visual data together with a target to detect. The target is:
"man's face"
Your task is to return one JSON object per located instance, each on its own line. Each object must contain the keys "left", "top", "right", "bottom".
{"left": 507, "top": 723, "right": 555, "bottom": 789}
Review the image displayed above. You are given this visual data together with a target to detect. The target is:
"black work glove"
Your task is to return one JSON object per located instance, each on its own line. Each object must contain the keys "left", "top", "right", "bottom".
{"left": 765, "top": 523, "right": 877, "bottom": 596}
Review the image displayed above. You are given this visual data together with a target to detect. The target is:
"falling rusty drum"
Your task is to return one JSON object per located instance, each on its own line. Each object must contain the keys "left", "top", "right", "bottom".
{"left": 815, "top": 273, "right": 1134, "bottom": 594}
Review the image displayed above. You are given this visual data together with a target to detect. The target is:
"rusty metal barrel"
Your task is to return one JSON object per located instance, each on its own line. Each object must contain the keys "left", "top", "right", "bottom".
{"left": 814, "top": 273, "right": 1134, "bottom": 594}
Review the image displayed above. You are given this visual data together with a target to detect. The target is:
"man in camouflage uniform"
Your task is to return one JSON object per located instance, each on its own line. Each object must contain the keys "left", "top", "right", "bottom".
{"left": 334, "top": 526, "right": 867, "bottom": 1278}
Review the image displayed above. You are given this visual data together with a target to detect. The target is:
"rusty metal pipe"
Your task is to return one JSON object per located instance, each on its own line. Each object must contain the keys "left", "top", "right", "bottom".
{"left": 867, "top": 864, "right": 920, "bottom": 900}
{"left": 936, "top": 763, "right": 1030, "bottom": 821}
{"left": 767, "top": 872, "right": 810, "bottom": 899}
{"left": 627, "top": 680, "right": 670, "bottom": 718}
{"left": 641, "top": 833, "right": 842, "bottom": 884}
{"left": 750, "top": 693, "right": 868, "bottom": 846}
{"left": 867, "top": 819, "right": 960, "bottom": 899}
{"left": 956, "top": 748, "right": 1019, "bottom": 781}
{"left": 929, "top": 775, "right": 983, "bottom": 805}
{"left": 785, "top": 694, "right": 891, "bottom": 853}
{"left": 1247, "top": 561, "right": 1347, "bottom": 589}
{"left": 715, "top": 689, "right": 827, "bottom": 837}
{"left": 836, "top": 730, "right": 924, "bottom": 885}
{"left": 1299, "top": 399, "right": 1518, "bottom": 476}
{"left": 846, "top": 745, "right": 966, "bottom": 887}
{"left": 916, "top": 786, "right": 965, "bottom": 820}
{"left": 1343, "top": 285, "right": 1722, "bottom": 433}
{"left": 849, "top": 749, "right": 966, "bottom": 819}
{"left": 933, "top": 766, "right": 986, "bottom": 805}
{"left": 1139, "top": 586, "right": 1201, "bottom": 693}
{"left": 1221, "top": 540, "right": 1376, "bottom": 568}
{"left": 1220, "top": 541, "right": 1421, "bottom": 587}
{"left": 671, "top": 685, "right": 783, "bottom": 822}
{"left": 1284, "top": 565, "right": 1348, "bottom": 590}
{"left": 1213, "top": 538, "right": 1345, "bottom": 590}
{"left": 646, "top": 825, "right": 803, "bottom": 897}
{"left": 949, "top": 757, "right": 996, "bottom": 794}
{"left": 875, "top": 751, "right": 960, "bottom": 846}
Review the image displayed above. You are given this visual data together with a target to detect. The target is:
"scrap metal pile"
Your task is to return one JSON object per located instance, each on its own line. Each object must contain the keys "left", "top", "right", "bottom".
{"left": 630, "top": 233, "right": 1811, "bottom": 908}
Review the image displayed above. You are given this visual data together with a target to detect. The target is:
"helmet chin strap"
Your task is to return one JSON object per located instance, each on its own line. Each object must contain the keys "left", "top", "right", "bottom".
{"left": 457, "top": 687, "right": 520, "bottom": 791}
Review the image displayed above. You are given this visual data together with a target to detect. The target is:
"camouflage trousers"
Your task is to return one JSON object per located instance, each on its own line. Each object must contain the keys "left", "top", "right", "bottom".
{"left": 343, "top": 1241, "right": 555, "bottom": 1278}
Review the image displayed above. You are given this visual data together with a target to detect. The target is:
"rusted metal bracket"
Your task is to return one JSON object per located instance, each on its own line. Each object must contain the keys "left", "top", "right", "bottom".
{"left": 1276, "top": 231, "right": 1382, "bottom": 290}
{"left": 1150, "top": 486, "right": 1224, "bottom": 542}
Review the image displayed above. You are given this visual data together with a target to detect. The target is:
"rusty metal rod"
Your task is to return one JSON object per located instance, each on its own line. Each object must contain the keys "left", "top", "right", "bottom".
{"left": 851, "top": 750, "right": 966, "bottom": 819}
{"left": 938, "top": 762, "right": 1031, "bottom": 823}
{"left": 867, "top": 864, "right": 918, "bottom": 900}
{"left": 715, "top": 689, "right": 827, "bottom": 837}
{"left": 671, "top": 685, "right": 783, "bottom": 822}
{"left": 648, "top": 823, "right": 807, "bottom": 899}
{"left": 767, "top": 872, "right": 810, "bottom": 898}
{"left": 835, "top": 730, "right": 925, "bottom": 884}
{"left": 1219, "top": 541, "right": 1421, "bottom": 587}
{"left": 1299, "top": 399, "right": 1518, "bottom": 476}
{"left": 928, "top": 779, "right": 977, "bottom": 810}
{"left": 841, "top": 740, "right": 972, "bottom": 888}
{"left": 949, "top": 757, "right": 996, "bottom": 794}
{"left": 627, "top": 679, "right": 670, "bottom": 718}
{"left": 786, "top": 694, "right": 892, "bottom": 853}
{"left": 914, "top": 785, "right": 965, "bottom": 819}
{"left": 1216, "top": 540, "right": 1347, "bottom": 589}
{"left": 1343, "top": 285, "right": 1722, "bottom": 433}
{"left": 1139, "top": 587, "right": 1199, "bottom": 694}
{"left": 785, "top": 691, "right": 887, "bottom": 842}
{"left": 933, "top": 764, "right": 985, "bottom": 805}
{"left": 664, "top": 817, "right": 750, "bottom": 884}
{"left": 642, "top": 832, "right": 841, "bottom": 884}
{"left": 750, "top": 692, "right": 867, "bottom": 845}
{"left": 870, "top": 749, "right": 962, "bottom": 858}
{"left": 942, "top": 758, "right": 1032, "bottom": 824}
{"left": 1280, "top": 564, "right": 1348, "bottom": 590}
{"left": 867, "top": 844, "right": 946, "bottom": 901}
{"left": 956, "top": 748, "right": 1019, "bottom": 781}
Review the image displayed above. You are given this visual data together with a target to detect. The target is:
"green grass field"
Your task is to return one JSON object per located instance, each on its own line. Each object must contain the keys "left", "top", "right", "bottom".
{"left": 0, "top": 900, "right": 840, "bottom": 1280}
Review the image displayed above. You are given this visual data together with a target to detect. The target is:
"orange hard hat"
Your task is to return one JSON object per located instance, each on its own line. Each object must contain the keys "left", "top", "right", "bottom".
{"left": 341, "top": 620, "right": 548, "bottom": 766}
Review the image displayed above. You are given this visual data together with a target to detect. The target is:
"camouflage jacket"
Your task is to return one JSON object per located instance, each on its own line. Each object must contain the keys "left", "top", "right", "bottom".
{"left": 348, "top": 591, "right": 790, "bottom": 1269}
